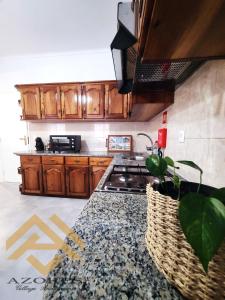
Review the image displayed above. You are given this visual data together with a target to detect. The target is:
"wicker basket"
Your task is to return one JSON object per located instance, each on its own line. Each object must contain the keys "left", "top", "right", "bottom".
{"left": 146, "top": 184, "right": 225, "bottom": 300}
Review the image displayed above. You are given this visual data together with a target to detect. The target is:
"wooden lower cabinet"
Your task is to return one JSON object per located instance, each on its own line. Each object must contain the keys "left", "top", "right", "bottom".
{"left": 21, "top": 164, "right": 42, "bottom": 194}
{"left": 90, "top": 166, "right": 107, "bottom": 193}
{"left": 65, "top": 166, "right": 89, "bottom": 197}
{"left": 19, "top": 155, "right": 112, "bottom": 198}
{"left": 43, "top": 165, "right": 65, "bottom": 196}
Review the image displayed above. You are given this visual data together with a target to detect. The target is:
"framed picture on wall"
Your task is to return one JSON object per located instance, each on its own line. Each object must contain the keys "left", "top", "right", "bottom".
{"left": 107, "top": 135, "right": 133, "bottom": 152}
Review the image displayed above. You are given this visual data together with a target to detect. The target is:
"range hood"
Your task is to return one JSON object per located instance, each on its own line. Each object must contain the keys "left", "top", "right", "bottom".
{"left": 111, "top": 2, "right": 204, "bottom": 94}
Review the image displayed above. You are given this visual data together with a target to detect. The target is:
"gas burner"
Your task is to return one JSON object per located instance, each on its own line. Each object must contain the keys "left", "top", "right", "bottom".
{"left": 102, "top": 164, "right": 156, "bottom": 194}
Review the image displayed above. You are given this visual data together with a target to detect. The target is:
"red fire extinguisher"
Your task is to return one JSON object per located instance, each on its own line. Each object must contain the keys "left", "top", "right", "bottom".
{"left": 158, "top": 128, "right": 167, "bottom": 148}
{"left": 158, "top": 111, "right": 167, "bottom": 149}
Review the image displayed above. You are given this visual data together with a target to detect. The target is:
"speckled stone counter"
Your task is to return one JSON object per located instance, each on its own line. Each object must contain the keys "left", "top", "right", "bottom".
{"left": 43, "top": 191, "right": 183, "bottom": 300}
{"left": 14, "top": 150, "right": 117, "bottom": 157}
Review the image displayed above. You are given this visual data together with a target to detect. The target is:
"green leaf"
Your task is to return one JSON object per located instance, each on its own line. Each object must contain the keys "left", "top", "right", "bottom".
{"left": 146, "top": 155, "right": 168, "bottom": 177}
{"left": 179, "top": 193, "right": 225, "bottom": 272}
{"left": 173, "top": 175, "right": 181, "bottom": 189}
{"left": 177, "top": 160, "right": 203, "bottom": 174}
{"left": 211, "top": 188, "right": 225, "bottom": 206}
{"left": 165, "top": 156, "right": 174, "bottom": 167}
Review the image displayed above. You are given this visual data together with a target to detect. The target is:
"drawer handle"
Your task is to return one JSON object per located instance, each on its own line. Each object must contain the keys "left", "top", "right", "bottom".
{"left": 99, "top": 160, "right": 106, "bottom": 164}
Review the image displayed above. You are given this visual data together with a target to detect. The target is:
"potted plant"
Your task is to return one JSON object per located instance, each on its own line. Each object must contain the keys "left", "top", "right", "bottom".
{"left": 145, "top": 154, "right": 225, "bottom": 300}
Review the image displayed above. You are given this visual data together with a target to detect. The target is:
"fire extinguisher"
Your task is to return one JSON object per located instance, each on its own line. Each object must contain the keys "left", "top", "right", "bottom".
{"left": 158, "top": 111, "right": 167, "bottom": 153}
{"left": 158, "top": 127, "right": 167, "bottom": 149}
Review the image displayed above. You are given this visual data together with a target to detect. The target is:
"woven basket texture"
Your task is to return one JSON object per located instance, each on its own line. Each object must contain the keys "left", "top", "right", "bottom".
{"left": 146, "top": 184, "right": 225, "bottom": 300}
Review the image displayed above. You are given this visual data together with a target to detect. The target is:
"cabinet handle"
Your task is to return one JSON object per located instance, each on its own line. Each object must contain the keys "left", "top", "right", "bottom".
{"left": 99, "top": 160, "right": 105, "bottom": 164}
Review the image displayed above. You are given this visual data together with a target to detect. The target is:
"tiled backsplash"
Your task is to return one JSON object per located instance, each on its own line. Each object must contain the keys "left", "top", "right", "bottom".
{"left": 28, "top": 122, "right": 152, "bottom": 153}
{"left": 147, "top": 60, "right": 225, "bottom": 188}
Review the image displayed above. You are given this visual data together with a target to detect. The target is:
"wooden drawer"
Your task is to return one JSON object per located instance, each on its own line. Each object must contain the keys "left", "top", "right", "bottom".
{"left": 21, "top": 156, "right": 41, "bottom": 164}
{"left": 89, "top": 157, "right": 112, "bottom": 167}
{"left": 65, "top": 156, "right": 89, "bottom": 165}
{"left": 42, "top": 156, "right": 64, "bottom": 165}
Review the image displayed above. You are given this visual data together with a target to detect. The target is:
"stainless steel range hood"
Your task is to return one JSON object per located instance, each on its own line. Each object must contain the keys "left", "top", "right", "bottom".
{"left": 111, "top": 2, "right": 204, "bottom": 94}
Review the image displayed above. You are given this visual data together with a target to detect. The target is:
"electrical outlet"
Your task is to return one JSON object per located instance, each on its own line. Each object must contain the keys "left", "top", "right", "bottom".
{"left": 179, "top": 130, "right": 185, "bottom": 143}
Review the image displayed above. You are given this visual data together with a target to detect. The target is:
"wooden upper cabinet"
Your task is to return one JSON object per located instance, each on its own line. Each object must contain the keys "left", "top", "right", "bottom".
{"left": 40, "top": 85, "right": 61, "bottom": 119}
{"left": 137, "top": 0, "right": 225, "bottom": 62}
{"left": 19, "top": 87, "right": 41, "bottom": 120}
{"left": 105, "top": 84, "right": 128, "bottom": 119}
{"left": 82, "top": 84, "right": 105, "bottom": 119}
{"left": 65, "top": 166, "right": 89, "bottom": 197}
{"left": 61, "top": 85, "right": 83, "bottom": 119}
{"left": 16, "top": 81, "right": 133, "bottom": 121}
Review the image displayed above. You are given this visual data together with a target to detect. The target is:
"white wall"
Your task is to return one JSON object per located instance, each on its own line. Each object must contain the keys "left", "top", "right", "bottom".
{"left": 0, "top": 49, "right": 153, "bottom": 182}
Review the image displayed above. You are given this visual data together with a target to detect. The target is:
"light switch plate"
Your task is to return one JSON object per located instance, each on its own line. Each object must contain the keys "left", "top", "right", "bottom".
{"left": 179, "top": 130, "right": 185, "bottom": 143}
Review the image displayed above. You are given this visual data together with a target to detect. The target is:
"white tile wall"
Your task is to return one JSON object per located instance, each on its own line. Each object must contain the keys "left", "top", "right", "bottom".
{"left": 147, "top": 60, "right": 225, "bottom": 188}
{"left": 28, "top": 122, "right": 153, "bottom": 153}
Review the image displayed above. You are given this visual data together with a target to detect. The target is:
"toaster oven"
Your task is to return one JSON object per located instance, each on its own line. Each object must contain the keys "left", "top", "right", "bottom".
{"left": 49, "top": 135, "right": 81, "bottom": 153}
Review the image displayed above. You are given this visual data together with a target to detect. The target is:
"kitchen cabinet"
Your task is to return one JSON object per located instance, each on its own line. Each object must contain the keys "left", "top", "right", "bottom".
{"left": 65, "top": 166, "right": 89, "bottom": 197}
{"left": 18, "top": 155, "right": 112, "bottom": 198}
{"left": 18, "top": 86, "right": 41, "bottom": 120}
{"left": 89, "top": 157, "right": 112, "bottom": 167}
{"left": 129, "top": 88, "right": 174, "bottom": 121}
{"left": 82, "top": 84, "right": 105, "bottom": 119}
{"left": 90, "top": 166, "right": 107, "bottom": 192}
{"left": 43, "top": 165, "right": 65, "bottom": 196}
{"left": 89, "top": 157, "right": 112, "bottom": 193}
{"left": 16, "top": 81, "right": 135, "bottom": 121}
{"left": 135, "top": 0, "right": 225, "bottom": 62}
{"left": 61, "top": 84, "right": 83, "bottom": 119}
{"left": 20, "top": 156, "right": 42, "bottom": 194}
{"left": 40, "top": 85, "right": 61, "bottom": 119}
{"left": 105, "top": 83, "right": 128, "bottom": 119}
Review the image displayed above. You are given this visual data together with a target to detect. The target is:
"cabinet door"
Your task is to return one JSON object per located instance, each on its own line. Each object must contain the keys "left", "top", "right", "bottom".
{"left": 83, "top": 84, "right": 105, "bottom": 119}
{"left": 19, "top": 87, "right": 41, "bottom": 120}
{"left": 105, "top": 84, "right": 128, "bottom": 119}
{"left": 21, "top": 164, "right": 42, "bottom": 194}
{"left": 65, "top": 166, "right": 89, "bottom": 197}
{"left": 40, "top": 85, "right": 61, "bottom": 119}
{"left": 61, "top": 85, "right": 83, "bottom": 119}
{"left": 90, "top": 166, "right": 107, "bottom": 193}
{"left": 43, "top": 165, "right": 65, "bottom": 196}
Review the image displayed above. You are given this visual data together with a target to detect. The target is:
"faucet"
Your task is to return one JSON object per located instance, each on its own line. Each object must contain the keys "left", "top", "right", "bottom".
{"left": 137, "top": 133, "right": 154, "bottom": 153}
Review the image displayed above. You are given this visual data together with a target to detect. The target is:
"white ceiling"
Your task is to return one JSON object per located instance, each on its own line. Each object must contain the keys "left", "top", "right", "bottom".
{"left": 0, "top": 0, "right": 126, "bottom": 57}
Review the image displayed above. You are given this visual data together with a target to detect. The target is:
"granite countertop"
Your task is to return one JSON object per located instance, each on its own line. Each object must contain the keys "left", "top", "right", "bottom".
{"left": 14, "top": 150, "right": 117, "bottom": 157}
{"left": 42, "top": 155, "right": 183, "bottom": 300}
{"left": 43, "top": 191, "right": 183, "bottom": 300}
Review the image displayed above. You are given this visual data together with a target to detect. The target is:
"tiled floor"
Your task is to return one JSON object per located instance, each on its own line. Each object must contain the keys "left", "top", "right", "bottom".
{"left": 0, "top": 182, "right": 87, "bottom": 300}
